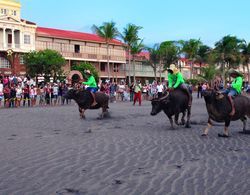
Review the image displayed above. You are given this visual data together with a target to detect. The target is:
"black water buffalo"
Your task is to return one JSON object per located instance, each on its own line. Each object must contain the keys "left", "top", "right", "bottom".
{"left": 202, "top": 90, "right": 250, "bottom": 137}
{"left": 150, "top": 88, "right": 191, "bottom": 129}
{"left": 65, "top": 89, "right": 109, "bottom": 119}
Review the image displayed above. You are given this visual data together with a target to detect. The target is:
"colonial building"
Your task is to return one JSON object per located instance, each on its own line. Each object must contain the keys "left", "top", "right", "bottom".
{"left": 126, "top": 52, "right": 167, "bottom": 83}
{"left": 36, "top": 27, "right": 126, "bottom": 83}
{"left": 0, "top": 0, "right": 36, "bottom": 75}
{"left": 0, "top": 0, "right": 126, "bottom": 83}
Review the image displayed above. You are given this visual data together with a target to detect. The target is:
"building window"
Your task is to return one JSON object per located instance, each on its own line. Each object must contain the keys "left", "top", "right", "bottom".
{"left": 74, "top": 45, "right": 80, "bottom": 53}
{"left": 19, "top": 55, "right": 24, "bottom": 64}
{"left": 24, "top": 35, "right": 31, "bottom": 44}
{"left": 12, "top": 10, "right": 17, "bottom": 16}
{"left": 100, "top": 62, "right": 106, "bottom": 72}
{"left": 0, "top": 57, "right": 10, "bottom": 68}
{"left": 8, "top": 34, "right": 12, "bottom": 44}
{"left": 1, "top": 9, "right": 7, "bottom": 15}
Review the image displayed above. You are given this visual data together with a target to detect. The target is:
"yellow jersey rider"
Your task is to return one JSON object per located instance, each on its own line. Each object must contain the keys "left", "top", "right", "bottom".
{"left": 222, "top": 68, "right": 243, "bottom": 116}
{"left": 167, "top": 64, "right": 192, "bottom": 106}
{"left": 82, "top": 70, "right": 98, "bottom": 106}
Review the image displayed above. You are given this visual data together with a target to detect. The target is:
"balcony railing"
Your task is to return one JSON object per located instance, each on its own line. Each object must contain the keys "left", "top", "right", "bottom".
{"left": 61, "top": 52, "right": 126, "bottom": 62}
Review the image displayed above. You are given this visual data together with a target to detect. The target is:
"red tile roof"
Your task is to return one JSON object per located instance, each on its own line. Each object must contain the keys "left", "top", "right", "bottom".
{"left": 126, "top": 51, "right": 150, "bottom": 61}
{"left": 36, "top": 27, "right": 123, "bottom": 46}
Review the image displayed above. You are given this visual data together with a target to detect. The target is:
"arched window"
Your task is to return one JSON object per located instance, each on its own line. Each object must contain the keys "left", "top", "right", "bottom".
{"left": 0, "top": 57, "right": 10, "bottom": 68}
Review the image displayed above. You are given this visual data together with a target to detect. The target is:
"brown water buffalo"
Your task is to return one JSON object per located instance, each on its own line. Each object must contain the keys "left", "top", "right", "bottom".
{"left": 65, "top": 89, "right": 109, "bottom": 119}
{"left": 150, "top": 88, "right": 192, "bottom": 129}
{"left": 202, "top": 90, "right": 250, "bottom": 137}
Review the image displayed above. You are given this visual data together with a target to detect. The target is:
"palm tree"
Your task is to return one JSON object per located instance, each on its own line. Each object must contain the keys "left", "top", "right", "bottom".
{"left": 147, "top": 44, "right": 160, "bottom": 81}
{"left": 198, "top": 64, "right": 218, "bottom": 86}
{"left": 157, "top": 41, "right": 180, "bottom": 82}
{"left": 196, "top": 44, "right": 211, "bottom": 74}
{"left": 180, "top": 39, "right": 202, "bottom": 79}
{"left": 92, "top": 21, "right": 120, "bottom": 80}
{"left": 214, "top": 35, "right": 243, "bottom": 82}
{"left": 131, "top": 40, "right": 145, "bottom": 82}
{"left": 121, "top": 24, "right": 142, "bottom": 84}
{"left": 160, "top": 41, "right": 180, "bottom": 66}
{"left": 241, "top": 41, "right": 250, "bottom": 82}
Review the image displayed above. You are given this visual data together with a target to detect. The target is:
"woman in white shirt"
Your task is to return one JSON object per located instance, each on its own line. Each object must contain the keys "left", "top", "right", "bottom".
{"left": 0, "top": 80, "right": 3, "bottom": 107}
{"left": 16, "top": 84, "right": 22, "bottom": 107}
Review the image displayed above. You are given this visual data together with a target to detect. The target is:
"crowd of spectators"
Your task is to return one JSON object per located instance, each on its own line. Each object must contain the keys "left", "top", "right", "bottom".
{"left": 0, "top": 75, "right": 71, "bottom": 108}
{"left": 1, "top": 74, "right": 249, "bottom": 109}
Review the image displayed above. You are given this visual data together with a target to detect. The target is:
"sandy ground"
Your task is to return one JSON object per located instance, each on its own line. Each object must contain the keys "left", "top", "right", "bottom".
{"left": 0, "top": 96, "right": 250, "bottom": 195}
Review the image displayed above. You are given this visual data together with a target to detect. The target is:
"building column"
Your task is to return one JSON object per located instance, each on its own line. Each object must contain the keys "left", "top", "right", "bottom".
{"left": 11, "top": 29, "right": 15, "bottom": 49}
{"left": 3, "top": 28, "right": 6, "bottom": 49}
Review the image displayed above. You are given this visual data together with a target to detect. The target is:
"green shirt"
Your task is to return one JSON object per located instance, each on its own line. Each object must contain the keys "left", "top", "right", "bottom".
{"left": 232, "top": 76, "right": 243, "bottom": 94}
{"left": 134, "top": 83, "right": 142, "bottom": 93}
{"left": 168, "top": 72, "right": 185, "bottom": 88}
{"left": 83, "top": 75, "right": 97, "bottom": 88}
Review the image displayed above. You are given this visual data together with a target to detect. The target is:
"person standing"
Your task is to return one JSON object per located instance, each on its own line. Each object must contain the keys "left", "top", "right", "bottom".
{"left": 3, "top": 85, "right": 10, "bottom": 108}
{"left": 201, "top": 83, "right": 207, "bottom": 98}
{"left": 53, "top": 83, "right": 59, "bottom": 106}
{"left": 157, "top": 81, "right": 164, "bottom": 98}
{"left": 23, "top": 84, "right": 30, "bottom": 107}
{"left": 129, "top": 82, "right": 135, "bottom": 102}
{"left": 61, "top": 83, "right": 69, "bottom": 105}
{"left": 9, "top": 85, "right": 16, "bottom": 108}
{"left": 0, "top": 80, "right": 3, "bottom": 108}
{"left": 197, "top": 83, "right": 202, "bottom": 98}
{"left": 133, "top": 80, "right": 142, "bottom": 106}
{"left": 16, "top": 83, "right": 22, "bottom": 107}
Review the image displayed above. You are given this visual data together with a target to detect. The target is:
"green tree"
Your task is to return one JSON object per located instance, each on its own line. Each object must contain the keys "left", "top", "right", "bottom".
{"left": 159, "top": 41, "right": 180, "bottom": 70}
{"left": 198, "top": 64, "right": 218, "bottom": 86}
{"left": 180, "top": 39, "right": 202, "bottom": 79}
{"left": 24, "top": 49, "right": 65, "bottom": 82}
{"left": 92, "top": 21, "right": 120, "bottom": 80}
{"left": 241, "top": 41, "right": 250, "bottom": 82}
{"left": 72, "top": 62, "right": 99, "bottom": 82}
{"left": 147, "top": 44, "right": 161, "bottom": 81}
{"left": 131, "top": 40, "right": 145, "bottom": 82}
{"left": 196, "top": 45, "right": 211, "bottom": 65}
{"left": 214, "top": 35, "right": 244, "bottom": 82}
{"left": 121, "top": 23, "right": 142, "bottom": 84}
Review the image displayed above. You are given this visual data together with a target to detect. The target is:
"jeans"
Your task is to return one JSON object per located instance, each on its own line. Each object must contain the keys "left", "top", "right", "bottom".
{"left": 222, "top": 88, "right": 238, "bottom": 96}
{"left": 86, "top": 87, "right": 98, "bottom": 93}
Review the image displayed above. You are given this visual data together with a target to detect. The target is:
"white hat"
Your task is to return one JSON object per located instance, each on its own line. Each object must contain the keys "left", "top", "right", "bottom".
{"left": 168, "top": 64, "right": 179, "bottom": 74}
{"left": 85, "top": 70, "right": 91, "bottom": 74}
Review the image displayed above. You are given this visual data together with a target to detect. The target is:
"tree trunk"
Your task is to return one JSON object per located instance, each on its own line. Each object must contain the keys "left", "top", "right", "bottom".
{"left": 106, "top": 43, "right": 110, "bottom": 80}
{"left": 247, "top": 62, "right": 250, "bottom": 82}
{"left": 128, "top": 48, "right": 131, "bottom": 85}
{"left": 154, "top": 66, "right": 157, "bottom": 81}
{"left": 159, "top": 61, "right": 162, "bottom": 83}
{"left": 112, "top": 63, "right": 115, "bottom": 83}
{"left": 133, "top": 58, "right": 136, "bottom": 83}
{"left": 221, "top": 62, "right": 226, "bottom": 86}
{"left": 190, "top": 61, "right": 193, "bottom": 79}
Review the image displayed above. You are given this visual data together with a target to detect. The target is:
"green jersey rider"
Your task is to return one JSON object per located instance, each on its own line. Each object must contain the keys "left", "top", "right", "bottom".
{"left": 221, "top": 68, "right": 243, "bottom": 116}
{"left": 82, "top": 70, "right": 98, "bottom": 106}
{"left": 167, "top": 64, "right": 192, "bottom": 106}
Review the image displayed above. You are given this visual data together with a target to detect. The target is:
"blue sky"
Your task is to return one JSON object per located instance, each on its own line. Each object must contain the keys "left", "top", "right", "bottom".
{"left": 21, "top": 0, "right": 250, "bottom": 47}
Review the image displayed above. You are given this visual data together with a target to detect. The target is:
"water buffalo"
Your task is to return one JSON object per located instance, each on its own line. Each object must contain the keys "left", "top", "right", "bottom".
{"left": 150, "top": 88, "right": 192, "bottom": 129}
{"left": 202, "top": 90, "right": 250, "bottom": 137}
{"left": 65, "top": 89, "right": 109, "bottom": 119}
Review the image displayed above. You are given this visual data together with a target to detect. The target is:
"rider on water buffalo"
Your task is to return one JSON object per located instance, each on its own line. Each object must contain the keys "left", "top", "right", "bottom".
{"left": 82, "top": 70, "right": 98, "bottom": 106}
{"left": 167, "top": 64, "right": 192, "bottom": 106}
{"left": 221, "top": 68, "right": 243, "bottom": 116}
